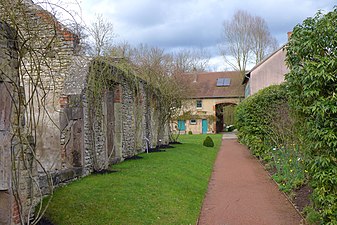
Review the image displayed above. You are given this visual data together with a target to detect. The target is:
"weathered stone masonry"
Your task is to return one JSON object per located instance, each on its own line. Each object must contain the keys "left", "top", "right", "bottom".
{"left": 1, "top": 1, "right": 81, "bottom": 223}
{"left": 62, "top": 59, "right": 170, "bottom": 175}
{"left": 0, "top": 22, "right": 39, "bottom": 225}
{"left": 0, "top": 1, "right": 171, "bottom": 224}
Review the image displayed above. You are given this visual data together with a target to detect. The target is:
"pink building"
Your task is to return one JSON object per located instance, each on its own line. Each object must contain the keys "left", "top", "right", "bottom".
{"left": 243, "top": 45, "right": 289, "bottom": 97}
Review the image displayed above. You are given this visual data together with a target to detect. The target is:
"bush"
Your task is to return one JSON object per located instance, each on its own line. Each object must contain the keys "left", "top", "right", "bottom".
{"left": 203, "top": 136, "right": 214, "bottom": 147}
{"left": 285, "top": 7, "right": 337, "bottom": 224}
{"left": 235, "top": 84, "right": 308, "bottom": 194}
{"left": 235, "top": 85, "right": 289, "bottom": 160}
{"left": 188, "top": 131, "right": 193, "bottom": 135}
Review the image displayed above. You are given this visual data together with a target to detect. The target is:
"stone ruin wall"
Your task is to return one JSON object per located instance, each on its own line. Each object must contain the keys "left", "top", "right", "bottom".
{"left": 81, "top": 62, "right": 170, "bottom": 175}
{"left": 23, "top": 4, "right": 79, "bottom": 173}
{"left": 0, "top": 21, "right": 39, "bottom": 225}
{"left": 0, "top": 1, "right": 171, "bottom": 223}
{"left": 2, "top": 0, "right": 80, "bottom": 173}
{"left": 1, "top": 1, "right": 82, "bottom": 223}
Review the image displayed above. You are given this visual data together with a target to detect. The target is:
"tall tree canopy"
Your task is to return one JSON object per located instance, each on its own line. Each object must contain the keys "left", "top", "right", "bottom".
{"left": 220, "top": 10, "right": 278, "bottom": 74}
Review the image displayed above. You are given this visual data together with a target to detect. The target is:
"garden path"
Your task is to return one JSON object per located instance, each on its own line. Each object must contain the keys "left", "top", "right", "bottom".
{"left": 198, "top": 134, "right": 303, "bottom": 225}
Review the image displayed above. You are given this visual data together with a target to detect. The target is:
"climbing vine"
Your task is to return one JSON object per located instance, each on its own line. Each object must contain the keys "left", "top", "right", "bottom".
{"left": 86, "top": 52, "right": 190, "bottom": 154}
{"left": 86, "top": 57, "right": 146, "bottom": 171}
{"left": 0, "top": 0, "right": 81, "bottom": 224}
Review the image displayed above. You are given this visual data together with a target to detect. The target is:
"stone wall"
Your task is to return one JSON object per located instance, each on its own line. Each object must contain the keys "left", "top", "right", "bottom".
{"left": 79, "top": 60, "right": 170, "bottom": 174}
{"left": 1, "top": 2, "right": 172, "bottom": 224}
{"left": 0, "top": 21, "right": 38, "bottom": 225}
{"left": 1, "top": 0, "right": 80, "bottom": 172}
{"left": 0, "top": 1, "right": 79, "bottom": 224}
{"left": 27, "top": 4, "right": 78, "bottom": 173}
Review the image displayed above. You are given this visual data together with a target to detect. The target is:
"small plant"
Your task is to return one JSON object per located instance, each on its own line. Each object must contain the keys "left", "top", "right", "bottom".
{"left": 203, "top": 136, "right": 214, "bottom": 147}
{"left": 303, "top": 206, "right": 321, "bottom": 225}
{"left": 188, "top": 131, "right": 193, "bottom": 135}
{"left": 270, "top": 144, "right": 308, "bottom": 193}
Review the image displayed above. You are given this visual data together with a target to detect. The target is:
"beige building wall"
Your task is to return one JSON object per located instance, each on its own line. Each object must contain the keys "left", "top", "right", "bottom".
{"left": 175, "top": 97, "right": 242, "bottom": 134}
{"left": 249, "top": 49, "right": 288, "bottom": 96}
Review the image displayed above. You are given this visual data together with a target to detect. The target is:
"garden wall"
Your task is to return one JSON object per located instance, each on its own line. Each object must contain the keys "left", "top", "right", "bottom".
{"left": 0, "top": 21, "right": 39, "bottom": 225}
{"left": 1, "top": 1, "right": 171, "bottom": 224}
{"left": 62, "top": 58, "right": 169, "bottom": 175}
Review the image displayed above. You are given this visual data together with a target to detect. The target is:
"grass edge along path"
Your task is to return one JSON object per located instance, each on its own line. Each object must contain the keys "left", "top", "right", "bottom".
{"left": 43, "top": 134, "right": 222, "bottom": 225}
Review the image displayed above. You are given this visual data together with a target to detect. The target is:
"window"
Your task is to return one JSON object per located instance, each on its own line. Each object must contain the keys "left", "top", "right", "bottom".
{"left": 190, "top": 119, "right": 197, "bottom": 125}
{"left": 216, "top": 78, "right": 231, "bottom": 87}
{"left": 196, "top": 100, "right": 202, "bottom": 108}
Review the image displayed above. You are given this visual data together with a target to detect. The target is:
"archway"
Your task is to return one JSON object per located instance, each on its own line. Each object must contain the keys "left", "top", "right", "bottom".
{"left": 215, "top": 103, "right": 237, "bottom": 133}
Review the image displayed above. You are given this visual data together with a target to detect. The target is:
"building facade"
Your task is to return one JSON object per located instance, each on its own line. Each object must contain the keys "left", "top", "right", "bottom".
{"left": 243, "top": 45, "right": 289, "bottom": 97}
{"left": 175, "top": 71, "right": 245, "bottom": 134}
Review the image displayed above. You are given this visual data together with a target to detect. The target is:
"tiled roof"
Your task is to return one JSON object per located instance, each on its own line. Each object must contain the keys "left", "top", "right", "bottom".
{"left": 182, "top": 71, "right": 245, "bottom": 99}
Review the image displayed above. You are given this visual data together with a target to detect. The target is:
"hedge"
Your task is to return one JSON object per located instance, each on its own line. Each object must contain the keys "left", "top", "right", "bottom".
{"left": 285, "top": 7, "right": 337, "bottom": 224}
{"left": 235, "top": 85, "right": 308, "bottom": 194}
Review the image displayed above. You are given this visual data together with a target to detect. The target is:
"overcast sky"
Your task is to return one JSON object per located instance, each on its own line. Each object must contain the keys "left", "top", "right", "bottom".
{"left": 55, "top": 0, "right": 336, "bottom": 71}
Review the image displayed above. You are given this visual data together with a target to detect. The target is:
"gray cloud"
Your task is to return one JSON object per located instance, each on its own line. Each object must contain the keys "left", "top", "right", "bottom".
{"left": 80, "top": 0, "right": 336, "bottom": 69}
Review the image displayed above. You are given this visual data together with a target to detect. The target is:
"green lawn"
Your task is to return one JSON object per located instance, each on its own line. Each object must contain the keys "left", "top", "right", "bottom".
{"left": 43, "top": 134, "right": 222, "bottom": 225}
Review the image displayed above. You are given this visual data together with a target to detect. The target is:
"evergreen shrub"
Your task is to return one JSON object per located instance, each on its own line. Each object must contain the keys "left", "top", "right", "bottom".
{"left": 203, "top": 136, "right": 214, "bottom": 147}
{"left": 285, "top": 7, "right": 337, "bottom": 224}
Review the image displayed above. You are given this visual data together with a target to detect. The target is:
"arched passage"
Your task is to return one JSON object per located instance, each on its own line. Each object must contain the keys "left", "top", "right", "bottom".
{"left": 215, "top": 103, "right": 237, "bottom": 133}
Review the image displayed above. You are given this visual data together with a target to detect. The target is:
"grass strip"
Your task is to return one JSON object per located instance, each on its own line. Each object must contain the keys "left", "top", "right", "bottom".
{"left": 43, "top": 134, "right": 222, "bottom": 225}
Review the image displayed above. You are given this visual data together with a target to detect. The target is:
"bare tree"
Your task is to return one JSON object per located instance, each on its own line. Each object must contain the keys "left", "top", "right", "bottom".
{"left": 220, "top": 10, "right": 252, "bottom": 73}
{"left": 250, "top": 16, "right": 278, "bottom": 64}
{"left": 87, "top": 14, "right": 115, "bottom": 56}
{"left": 219, "top": 10, "right": 278, "bottom": 74}
{"left": 171, "top": 48, "right": 210, "bottom": 74}
{"left": 110, "top": 41, "right": 133, "bottom": 58}
{"left": 110, "top": 43, "right": 193, "bottom": 135}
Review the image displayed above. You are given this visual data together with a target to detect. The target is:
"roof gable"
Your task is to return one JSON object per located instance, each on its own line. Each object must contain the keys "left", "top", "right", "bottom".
{"left": 243, "top": 44, "right": 286, "bottom": 84}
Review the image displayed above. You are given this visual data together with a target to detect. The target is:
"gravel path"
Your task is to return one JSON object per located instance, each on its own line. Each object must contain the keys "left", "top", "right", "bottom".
{"left": 198, "top": 136, "right": 303, "bottom": 225}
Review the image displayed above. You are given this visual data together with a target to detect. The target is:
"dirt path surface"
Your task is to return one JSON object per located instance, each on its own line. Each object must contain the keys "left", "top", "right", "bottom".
{"left": 198, "top": 136, "right": 303, "bottom": 225}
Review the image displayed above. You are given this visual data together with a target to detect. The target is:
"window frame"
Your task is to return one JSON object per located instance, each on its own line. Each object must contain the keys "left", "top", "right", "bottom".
{"left": 196, "top": 100, "right": 202, "bottom": 109}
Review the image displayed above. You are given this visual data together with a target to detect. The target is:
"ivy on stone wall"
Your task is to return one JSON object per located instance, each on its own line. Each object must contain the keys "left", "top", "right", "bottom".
{"left": 285, "top": 7, "right": 337, "bottom": 224}
{"left": 0, "top": 0, "right": 78, "bottom": 223}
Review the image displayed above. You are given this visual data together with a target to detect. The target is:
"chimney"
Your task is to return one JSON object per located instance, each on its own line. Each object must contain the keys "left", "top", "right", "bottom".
{"left": 287, "top": 32, "right": 292, "bottom": 40}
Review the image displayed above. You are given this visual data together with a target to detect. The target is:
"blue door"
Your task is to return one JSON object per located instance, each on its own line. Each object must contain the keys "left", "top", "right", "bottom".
{"left": 202, "top": 119, "right": 208, "bottom": 134}
{"left": 178, "top": 120, "right": 186, "bottom": 131}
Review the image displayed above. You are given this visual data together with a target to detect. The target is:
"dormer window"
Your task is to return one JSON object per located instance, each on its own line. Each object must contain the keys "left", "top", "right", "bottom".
{"left": 216, "top": 78, "right": 231, "bottom": 87}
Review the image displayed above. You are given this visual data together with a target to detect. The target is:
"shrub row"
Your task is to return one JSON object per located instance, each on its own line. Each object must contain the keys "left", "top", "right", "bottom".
{"left": 236, "top": 7, "right": 337, "bottom": 224}
{"left": 285, "top": 7, "right": 337, "bottom": 224}
{"left": 235, "top": 85, "right": 308, "bottom": 193}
